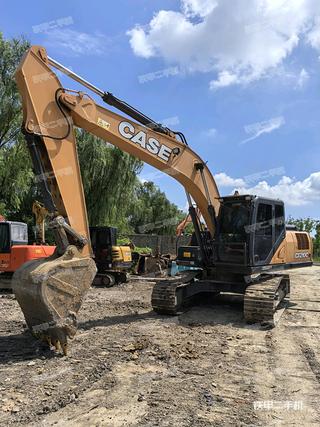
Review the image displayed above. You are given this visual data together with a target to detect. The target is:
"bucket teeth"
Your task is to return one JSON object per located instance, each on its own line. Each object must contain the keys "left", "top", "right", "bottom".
{"left": 12, "top": 246, "right": 97, "bottom": 356}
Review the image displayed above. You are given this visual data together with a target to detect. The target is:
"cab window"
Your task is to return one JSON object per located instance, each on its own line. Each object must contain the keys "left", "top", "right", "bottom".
{"left": 11, "top": 224, "right": 28, "bottom": 244}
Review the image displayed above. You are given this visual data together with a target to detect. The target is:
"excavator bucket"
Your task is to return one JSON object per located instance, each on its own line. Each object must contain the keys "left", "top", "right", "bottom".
{"left": 12, "top": 246, "right": 96, "bottom": 355}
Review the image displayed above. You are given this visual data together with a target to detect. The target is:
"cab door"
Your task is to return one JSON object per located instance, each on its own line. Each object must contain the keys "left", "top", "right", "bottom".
{"left": 253, "top": 202, "right": 273, "bottom": 264}
{"left": 252, "top": 199, "right": 285, "bottom": 266}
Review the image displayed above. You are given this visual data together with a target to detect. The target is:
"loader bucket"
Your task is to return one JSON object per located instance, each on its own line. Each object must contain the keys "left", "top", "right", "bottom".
{"left": 12, "top": 246, "right": 97, "bottom": 355}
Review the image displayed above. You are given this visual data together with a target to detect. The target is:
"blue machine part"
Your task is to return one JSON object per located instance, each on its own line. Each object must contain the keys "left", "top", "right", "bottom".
{"left": 170, "top": 260, "right": 202, "bottom": 277}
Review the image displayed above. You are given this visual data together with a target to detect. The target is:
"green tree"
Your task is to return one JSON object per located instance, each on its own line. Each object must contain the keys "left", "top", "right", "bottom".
{"left": 128, "top": 181, "right": 184, "bottom": 235}
{"left": 0, "top": 33, "right": 29, "bottom": 148}
{"left": 0, "top": 33, "right": 33, "bottom": 222}
{"left": 0, "top": 141, "right": 34, "bottom": 217}
{"left": 77, "top": 129, "right": 143, "bottom": 232}
{"left": 287, "top": 216, "right": 319, "bottom": 233}
{"left": 314, "top": 224, "right": 320, "bottom": 261}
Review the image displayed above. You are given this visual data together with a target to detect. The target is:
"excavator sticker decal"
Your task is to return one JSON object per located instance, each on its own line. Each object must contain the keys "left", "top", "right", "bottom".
{"left": 97, "top": 118, "right": 110, "bottom": 130}
{"left": 118, "top": 121, "right": 172, "bottom": 162}
{"left": 0, "top": 260, "right": 9, "bottom": 269}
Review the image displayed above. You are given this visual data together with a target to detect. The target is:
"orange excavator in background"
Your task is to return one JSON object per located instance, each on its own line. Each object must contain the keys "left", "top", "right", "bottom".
{"left": 176, "top": 207, "right": 200, "bottom": 237}
{"left": 12, "top": 46, "right": 313, "bottom": 355}
{"left": 0, "top": 215, "right": 55, "bottom": 289}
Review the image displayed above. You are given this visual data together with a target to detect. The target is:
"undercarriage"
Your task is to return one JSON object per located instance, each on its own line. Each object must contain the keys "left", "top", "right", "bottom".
{"left": 151, "top": 270, "right": 291, "bottom": 327}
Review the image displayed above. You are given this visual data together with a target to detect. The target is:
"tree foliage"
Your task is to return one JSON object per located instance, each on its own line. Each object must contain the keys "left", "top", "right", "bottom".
{"left": 76, "top": 129, "right": 143, "bottom": 232}
{"left": 128, "top": 181, "right": 184, "bottom": 235}
{"left": 0, "top": 140, "right": 34, "bottom": 217}
{"left": 287, "top": 216, "right": 319, "bottom": 233}
{"left": 0, "top": 32, "right": 29, "bottom": 148}
{"left": 314, "top": 224, "right": 320, "bottom": 260}
{"left": 0, "top": 32, "right": 34, "bottom": 225}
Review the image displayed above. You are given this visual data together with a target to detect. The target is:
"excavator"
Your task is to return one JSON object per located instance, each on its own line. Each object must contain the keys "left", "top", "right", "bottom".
{"left": 32, "top": 200, "right": 49, "bottom": 244}
{"left": 176, "top": 208, "right": 200, "bottom": 237}
{"left": 0, "top": 215, "right": 55, "bottom": 289}
{"left": 12, "top": 46, "right": 313, "bottom": 355}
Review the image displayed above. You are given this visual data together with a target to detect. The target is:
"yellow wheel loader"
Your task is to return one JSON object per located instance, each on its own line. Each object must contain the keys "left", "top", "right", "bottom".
{"left": 13, "top": 46, "right": 312, "bottom": 355}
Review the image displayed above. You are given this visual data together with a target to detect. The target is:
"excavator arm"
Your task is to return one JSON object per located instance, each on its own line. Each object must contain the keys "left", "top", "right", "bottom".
{"left": 32, "top": 201, "right": 49, "bottom": 244}
{"left": 176, "top": 208, "right": 201, "bottom": 237}
{"left": 13, "top": 46, "right": 220, "bottom": 354}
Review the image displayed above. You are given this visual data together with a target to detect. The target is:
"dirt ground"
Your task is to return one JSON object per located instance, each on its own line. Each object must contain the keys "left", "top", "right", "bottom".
{"left": 0, "top": 266, "right": 319, "bottom": 426}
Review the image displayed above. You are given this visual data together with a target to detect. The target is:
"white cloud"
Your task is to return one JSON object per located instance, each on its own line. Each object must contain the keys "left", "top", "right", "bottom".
{"left": 45, "top": 29, "right": 109, "bottom": 56}
{"left": 236, "top": 172, "right": 320, "bottom": 206}
{"left": 128, "top": 0, "right": 320, "bottom": 88}
{"left": 210, "top": 71, "right": 239, "bottom": 89}
{"left": 139, "top": 170, "right": 163, "bottom": 183}
{"left": 215, "top": 172, "right": 245, "bottom": 187}
{"left": 162, "top": 116, "right": 180, "bottom": 127}
{"left": 128, "top": 27, "right": 155, "bottom": 58}
{"left": 141, "top": 169, "right": 320, "bottom": 207}
{"left": 307, "top": 16, "right": 320, "bottom": 50}
{"left": 182, "top": 0, "right": 218, "bottom": 17}
{"left": 203, "top": 127, "right": 217, "bottom": 138}
{"left": 241, "top": 116, "right": 285, "bottom": 144}
{"left": 296, "top": 68, "right": 310, "bottom": 88}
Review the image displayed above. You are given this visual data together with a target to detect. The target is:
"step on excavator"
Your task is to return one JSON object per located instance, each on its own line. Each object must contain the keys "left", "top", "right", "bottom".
{"left": 13, "top": 46, "right": 313, "bottom": 355}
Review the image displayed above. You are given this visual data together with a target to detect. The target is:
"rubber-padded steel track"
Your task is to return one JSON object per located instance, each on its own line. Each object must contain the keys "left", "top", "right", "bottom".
{"left": 151, "top": 272, "right": 197, "bottom": 315}
{"left": 244, "top": 274, "right": 290, "bottom": 327}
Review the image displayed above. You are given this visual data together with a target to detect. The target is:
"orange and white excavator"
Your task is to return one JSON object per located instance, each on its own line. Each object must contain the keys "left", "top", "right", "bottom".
{"left": 13, "top": 46, "right": 313, "bottom": 355}
{"left": 0, "top": 212, "right": 55, "bottom": 290}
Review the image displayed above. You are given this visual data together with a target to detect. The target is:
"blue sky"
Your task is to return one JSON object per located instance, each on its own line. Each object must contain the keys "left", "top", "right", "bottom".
{"left": 1, "top": 0, "right": 320, "bottom": 219}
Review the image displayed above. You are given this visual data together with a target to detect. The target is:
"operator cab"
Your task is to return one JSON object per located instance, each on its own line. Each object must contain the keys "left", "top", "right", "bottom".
{"left": 90, "top": 226, "right": 117, "bottom": 269}
{"left": 216, "top": 195, "right": 285, "bottom": 267}
{"left": 0, "top": 222, "right": 28, "bottom": 253}
{"left": 177, "top": 195, "right": 286, "bottom": 272}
